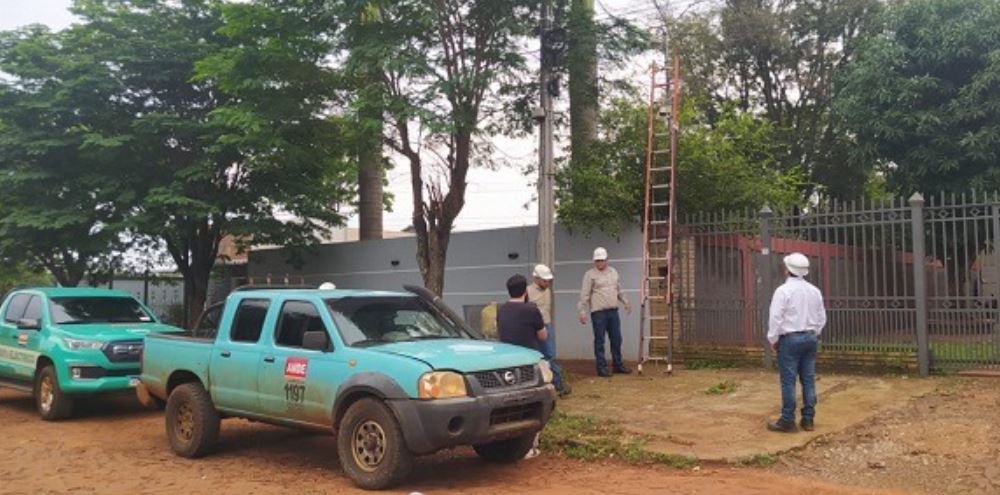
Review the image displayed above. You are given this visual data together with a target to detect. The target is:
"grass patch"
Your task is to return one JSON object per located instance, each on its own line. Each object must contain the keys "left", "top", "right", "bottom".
{"left": 705, "top": 379, "right": 738, "bottom": 395}
{"left": 540, "top": 412, "right": 697, "bottom": 469}
{"left": 736, "top": 454, "right": 778, "bottom": 467}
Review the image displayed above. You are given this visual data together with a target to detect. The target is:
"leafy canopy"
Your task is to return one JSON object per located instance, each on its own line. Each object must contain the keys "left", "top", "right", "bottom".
{"left": 556, "top": 98, "right": 804, "bottom": 237}
{"left": 836, "top": 0, "right": 1000, "bottom": 195}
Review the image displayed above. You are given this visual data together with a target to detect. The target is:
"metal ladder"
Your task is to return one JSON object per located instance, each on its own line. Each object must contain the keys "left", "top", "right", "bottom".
{"left": 638, "top": 56, "right": 681, "bottom": 375}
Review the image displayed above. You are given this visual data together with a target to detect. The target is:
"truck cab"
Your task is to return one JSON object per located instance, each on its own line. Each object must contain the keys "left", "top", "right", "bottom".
{"left": 0, "top": 287, "right": 183, "bottom": 420}
{"left": 140, "top": 287, "right": 557, "bottom": 490}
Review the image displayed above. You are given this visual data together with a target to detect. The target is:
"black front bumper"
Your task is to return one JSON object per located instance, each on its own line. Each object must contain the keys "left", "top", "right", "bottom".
{"left": 388, "top": 384, "right": 557, "bottom": 455}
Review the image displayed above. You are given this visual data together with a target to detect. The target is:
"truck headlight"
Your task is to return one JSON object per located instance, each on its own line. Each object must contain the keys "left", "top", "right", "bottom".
{"left": 539, "top": 360, "right": 554, "bottom": 384}
{"left": 418, "top": 371, "right": 468, "bottom": 399}
{"left": 61, "top": 337, "right": 104, "bottom": 350}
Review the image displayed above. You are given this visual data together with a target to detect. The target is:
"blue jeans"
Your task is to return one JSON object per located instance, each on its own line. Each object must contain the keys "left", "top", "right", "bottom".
{"left": 539, "top": 323, "right": 563, "bottom": 391}
{"left": 778, "top": 332, "right": 818, "bottom": 424}
{"left": 591, "top": 309, "right": 624, "bottom": 371}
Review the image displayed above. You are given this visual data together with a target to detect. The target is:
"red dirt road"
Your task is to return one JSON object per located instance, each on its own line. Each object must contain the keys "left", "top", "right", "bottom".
{"left": 0, "top": 389, "right": 891, "bottom": 495}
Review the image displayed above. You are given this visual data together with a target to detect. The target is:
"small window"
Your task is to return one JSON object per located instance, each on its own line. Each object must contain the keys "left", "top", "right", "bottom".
{"left": 230, "top": 299, "right": 270, "bottom": 343}
{"left": 275, "top": 301, "right": 328, "bottom": 348}
{"left": 22, "top": 296, "right": 42, "bottom": 321}
{"left": 193, "top": 303, "right": 223, "bottom": 339}
{"left": 4, "top": 294, "right": 31, "bottom": 323}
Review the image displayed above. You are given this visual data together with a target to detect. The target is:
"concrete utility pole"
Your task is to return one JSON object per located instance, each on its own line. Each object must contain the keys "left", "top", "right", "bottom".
{"left": 537, "top": 0, "right": 556, "bottom": 276}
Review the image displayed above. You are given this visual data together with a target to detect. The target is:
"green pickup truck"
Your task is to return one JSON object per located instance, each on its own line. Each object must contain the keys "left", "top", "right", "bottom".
{"left": 0, "top": 287, "right": 182, "bottom": 420}
{"left": 139, "top": 286, "right": 557, "bottom": 490}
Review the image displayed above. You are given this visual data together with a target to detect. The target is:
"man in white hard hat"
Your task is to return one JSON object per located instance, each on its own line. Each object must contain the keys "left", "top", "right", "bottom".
{"left": 767, "top": 252, "right": 827, "bottom": 433}
{"left": 578, "top": 247, "right": 632, "bottom": 377}
{"left": 527, "top": 264, "right": 568, "bottom": 395}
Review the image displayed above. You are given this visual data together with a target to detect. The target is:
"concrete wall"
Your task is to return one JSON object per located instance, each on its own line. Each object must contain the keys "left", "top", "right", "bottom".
{"left": 248, "top": 225, "right": 644, "bottom": 362}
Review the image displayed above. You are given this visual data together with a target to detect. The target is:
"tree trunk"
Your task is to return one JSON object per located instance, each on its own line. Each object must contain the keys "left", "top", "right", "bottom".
{"left": 358, "top": 114, "right": 384, "bottom": 241}
{"left": 183, "top": 269, "right": 210, "bottom": 329}
{"left": 568, "top": 0, "right": 599, "bottom": 168}
{"left": 165, "top": 221, "right": 221, "bottom": 328}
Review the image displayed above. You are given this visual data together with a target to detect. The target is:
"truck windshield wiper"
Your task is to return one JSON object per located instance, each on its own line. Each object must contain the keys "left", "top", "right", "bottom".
{"left": 408, "top": 335, "right": 457, "bottom": 341}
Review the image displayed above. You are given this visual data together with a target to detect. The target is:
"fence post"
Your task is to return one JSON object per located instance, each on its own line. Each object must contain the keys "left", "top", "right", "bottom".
{"left": 909, "top": 193, "right": 930, "bottom": 377}
{"left": 760, "top": 204, "right": 774, "bottom": 367}
{"left": 143, "top": 269, "right": 150, "bottom": 305}
{"left": 992, "top": 203, "right": 1000, "bottom": 358}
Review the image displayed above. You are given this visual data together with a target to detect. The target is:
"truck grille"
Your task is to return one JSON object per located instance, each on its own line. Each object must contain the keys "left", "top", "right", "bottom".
{"left": 101, "top": 340, "right": 144, "bottom": 363}
{"left": 472, "top": 365, "right": 536, "bottom": 390}
{"left": 490, "top": 403, "right": 542, "bottom": 426}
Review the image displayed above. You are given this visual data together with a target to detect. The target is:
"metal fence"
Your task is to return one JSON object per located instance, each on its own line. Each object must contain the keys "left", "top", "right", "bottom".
{"left": 674, "top": 191, "right": 1000, "bottom": 373}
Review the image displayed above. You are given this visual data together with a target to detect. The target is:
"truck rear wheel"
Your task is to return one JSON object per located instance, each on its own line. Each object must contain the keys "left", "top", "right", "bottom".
{"left": 473, "top": 432, "right": 536, "bottom": 463}
{"left": 165, "top": 382, "right": 220, "bottom": 458}
{"left": 34, "top": 365, "right": 74, "bottom": 421}
{"left": 336, "top": 398, "right": 413, "bottom": 490}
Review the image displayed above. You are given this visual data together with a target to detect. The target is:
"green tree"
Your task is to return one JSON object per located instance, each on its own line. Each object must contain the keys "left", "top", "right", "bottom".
{"left": 339, "top": 0, "right": 535, "bottom": 295}
{"left": 556, "top": 98, "right": 804, "bottom": 237}
{"left": 0, "top": 261, "right": 53, "bottom": 297}
{"left": 68, "top": 0, "right": 356, "bottom": 325}
{"left": 836, "top": 0, "right": 1000, "bottom": 194}
{"left": 0, "top": 26, "right": 130, "bottom": 285}
{"left": 662, "top": 0, "right": 881, "bottom": 200}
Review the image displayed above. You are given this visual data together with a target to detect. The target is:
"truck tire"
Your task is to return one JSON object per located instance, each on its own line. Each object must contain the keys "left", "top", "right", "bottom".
{"left": 165, "top": 382, "right": 220, "bottom": 458}
{"left": 473, "top": 433, "right": 536, "bottom": 463}
{"left": 336, "top": 398, "right": 414, "bottom": 490}
{"left": 34, "top": 365, "right": 74, "bottom": 421}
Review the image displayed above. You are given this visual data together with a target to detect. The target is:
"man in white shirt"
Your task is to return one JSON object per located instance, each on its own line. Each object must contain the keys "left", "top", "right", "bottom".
{"left": 767, "top": 252, "right": 827, "bottom": 433}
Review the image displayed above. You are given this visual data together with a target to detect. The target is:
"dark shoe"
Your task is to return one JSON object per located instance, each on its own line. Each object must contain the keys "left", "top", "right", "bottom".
{"left": 800, "top": 419, "right": 814, "bottom": 432}
{"left": 767, "top": 420, "right": 798, "bottom": 433}
{"left": 597, "top": 368, "right": 612, "bottom": 378}
{"left": 613, "top": 365, "right": 632, "bottom": 374}
{"left": 558, "top": 383, "right": 572, "bottom": 397}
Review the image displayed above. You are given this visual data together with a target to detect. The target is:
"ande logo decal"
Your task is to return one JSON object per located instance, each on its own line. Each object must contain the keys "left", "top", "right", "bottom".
{"left": 284, "top": 357, "right": 309, "bottom": 380}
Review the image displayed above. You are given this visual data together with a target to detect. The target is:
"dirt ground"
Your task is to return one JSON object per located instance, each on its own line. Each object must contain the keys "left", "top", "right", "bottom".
{"left": 558, "top": 367, "right": 939, "bottom": 461}
{"left": 779, "top": 377, "right": 1000, "bottom": 495}
{"left": 0, "top": 388, "right": 889, "bottom": 495}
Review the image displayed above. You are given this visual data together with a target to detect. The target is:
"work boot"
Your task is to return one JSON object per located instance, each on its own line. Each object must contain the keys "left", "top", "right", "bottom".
{"left": 597, "top": 368, "right": 612, "bottom": 378}
{"left": 800, "top": 419, "right": 814, "bottom": 432}
{"left": 767, "top": 419, "right": 798, "bottom": 433}
{"left": 613, "top": 365, "right": 632, "bottom": 374}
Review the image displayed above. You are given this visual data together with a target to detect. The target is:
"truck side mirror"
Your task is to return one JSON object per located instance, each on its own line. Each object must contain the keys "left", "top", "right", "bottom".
{"left": 16, "top": 318, "right": 41, "bottom": 330}
{"left": 302, "top": 331, "right": 330, "bottom": 352}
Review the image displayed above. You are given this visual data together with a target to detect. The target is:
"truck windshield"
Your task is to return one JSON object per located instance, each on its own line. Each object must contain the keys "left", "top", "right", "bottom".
{"left": 50, "top": 297, "right": 154, "bottom": 324}
{"left": 326, "top": 296, "right": 468, "bottom": 346}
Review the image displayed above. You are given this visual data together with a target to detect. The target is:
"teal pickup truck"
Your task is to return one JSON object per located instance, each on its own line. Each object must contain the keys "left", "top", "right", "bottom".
{"left": 0, "top": 287, "right": 182, "bottom": 420}
{"left": 139, "top": 286, "right": 556, "bottom": 490}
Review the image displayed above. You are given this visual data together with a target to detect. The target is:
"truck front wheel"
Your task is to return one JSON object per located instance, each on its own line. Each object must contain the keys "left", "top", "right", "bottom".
{"left": 34, "top": 365, "right": 73, "bottom": 421}
{"left": 336, "top": 398, "right": 413, "bottom": 490}
{"left": 165, "top": 382, "right": 220, "bottom": 458}
{"left": 473, "top": 433, "right": 536, "bottom": 463}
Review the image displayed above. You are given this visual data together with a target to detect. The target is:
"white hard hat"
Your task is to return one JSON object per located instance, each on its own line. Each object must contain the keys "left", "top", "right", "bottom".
{"left": 533, "top": 264, "right": 554, "bottom": 280}
{"left": 593, "top": 247, "right": 609, "bottom": 261}
{"left": 783, "top": 253, "right": 810, "bottom": 277}
{"left": 318, "top": 282, "right": 337, "bottom": 290}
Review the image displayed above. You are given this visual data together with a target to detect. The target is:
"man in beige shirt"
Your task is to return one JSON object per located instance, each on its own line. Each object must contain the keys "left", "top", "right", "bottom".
{"left": 527, "top": 264, "right": 567, "bottom": 395}
{"left": 578, "top": 247, "right": 632, "bottom": 377}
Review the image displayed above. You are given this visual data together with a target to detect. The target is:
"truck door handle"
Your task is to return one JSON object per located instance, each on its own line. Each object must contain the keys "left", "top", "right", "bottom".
{"left": 263, "top": 356, "right": 275, "bottom": 363}
{"left": 220, "top": 350, "right": 231, "bottom": 358}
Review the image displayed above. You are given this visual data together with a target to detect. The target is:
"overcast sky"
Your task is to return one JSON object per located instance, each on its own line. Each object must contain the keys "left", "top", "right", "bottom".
{"left": 0, "top": 0, "right": 667, "bottom": 233}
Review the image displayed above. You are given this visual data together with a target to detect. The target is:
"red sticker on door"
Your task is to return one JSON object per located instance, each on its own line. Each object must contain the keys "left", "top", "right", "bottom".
{"left": 17, "top": 334, "right": 28, "bottom": 346}
{"left": 284, "top": 357, "right": 309, "bottom": 380}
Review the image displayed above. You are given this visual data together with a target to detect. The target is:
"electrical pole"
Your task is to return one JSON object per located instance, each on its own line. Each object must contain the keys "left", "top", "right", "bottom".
{"left": 537, "top": 0, "right": 556, "bottom": 278}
